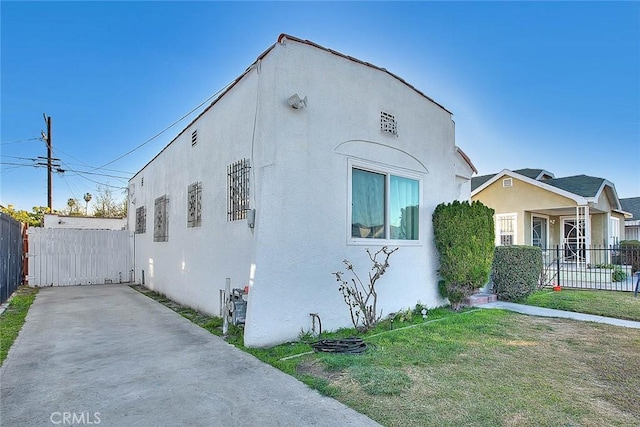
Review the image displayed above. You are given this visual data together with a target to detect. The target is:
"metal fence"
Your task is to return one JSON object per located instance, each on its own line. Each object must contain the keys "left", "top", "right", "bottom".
{"left": 1, "top": 213, "right": 25, "bottom": 303}
{"left": 540, "top": 245, "right": 639, "bottom": 292}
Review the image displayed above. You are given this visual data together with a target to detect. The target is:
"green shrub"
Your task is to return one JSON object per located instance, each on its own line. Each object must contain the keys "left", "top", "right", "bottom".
{"left": 619, "top": 240, "right": 640, "bottom": 273}
{"left": 433, "top": 201, "right": 495, "bottom": 310}
{"left": 492, "top": 246, "right": 543, "bottom": 302}
{"left": 611, "top": 266, "right": 627, "bottom": 282}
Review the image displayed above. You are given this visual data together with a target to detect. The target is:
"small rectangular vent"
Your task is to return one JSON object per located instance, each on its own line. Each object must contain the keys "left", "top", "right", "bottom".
{"left": 503, "top": 178, "right": 513, "bottom": 188}
{"left": 380, "top": 111, "right": 397, "bottom": 135}
{"left": 191, "top": 130, "right": 198, "bottom": 146}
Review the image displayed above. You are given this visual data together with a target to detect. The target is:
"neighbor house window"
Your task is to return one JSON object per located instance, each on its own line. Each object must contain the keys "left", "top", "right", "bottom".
{"left": 609, "top": 217, "right": 620, "bottom": 247}
{"left": 496, "top": 214, "right": 516, "bottom": 246}
{"left": 187, "top": 182, "right": 202, "bottom": 228}
{"left": 135, "top": 206, "right": 146, "bottom": 234}
{"left": 227, "top": 158, "right": 250, "bottom": 221}
{"left": 351, "top": 165, "right": 419, "bottom": 241}
{"left": 154, "top": 195, "right": 169, "bottom": 242}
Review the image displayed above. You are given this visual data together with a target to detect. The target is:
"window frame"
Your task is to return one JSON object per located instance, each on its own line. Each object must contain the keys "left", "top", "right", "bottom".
{"left": 187, "top": 181, "right": 202, "bottom": 228}
{"left": 135, "top": 206, "right": 146, "bottom": 234}
{"left": 495, "top": 213, "right": 517, "bottom": 246}
{"left": 347, "top": 159, "right": 422, "bottom": 246}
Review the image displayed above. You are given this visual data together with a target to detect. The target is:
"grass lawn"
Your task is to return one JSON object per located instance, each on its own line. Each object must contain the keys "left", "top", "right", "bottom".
{"left": 0, "top": 286, "right": 38, "bottom": 366}
{"left": 523, "top": 289, "right": 640, "bottom": 321}
{"left": 132, "top": 285, "right": 640, "bottom": 426}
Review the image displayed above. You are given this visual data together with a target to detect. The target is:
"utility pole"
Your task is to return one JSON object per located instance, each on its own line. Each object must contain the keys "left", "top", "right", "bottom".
{"left": 42, "top": 114, "right": 53, "bottom": 211}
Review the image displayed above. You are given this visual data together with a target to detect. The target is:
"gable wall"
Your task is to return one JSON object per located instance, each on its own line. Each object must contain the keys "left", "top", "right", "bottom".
{"left": 245, "top": 39, "right": 461, "bottom": 346}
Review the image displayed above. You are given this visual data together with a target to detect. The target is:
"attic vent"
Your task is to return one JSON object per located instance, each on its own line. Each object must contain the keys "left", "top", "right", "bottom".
{"left": 191, "top": 129, "right": 198, "bottom": 146}
{"left": 141, "top": 177, "right": 144, "bottom": 187}
{"left": 380, "top": 111, "right": 397, "bottom": 135}
{"left": 503, "top": 178, "right": 513, "bottom": 188}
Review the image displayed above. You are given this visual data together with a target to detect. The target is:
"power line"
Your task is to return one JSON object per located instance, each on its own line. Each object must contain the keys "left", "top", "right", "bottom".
{"left": 0, "top": 137, "right": 41, "bottom": 146}
{"left": 91, "top": 80, "right": 235, "bottom": 171}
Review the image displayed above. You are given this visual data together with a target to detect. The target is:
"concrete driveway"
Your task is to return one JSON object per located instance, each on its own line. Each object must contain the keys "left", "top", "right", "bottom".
{"left": 0, "top": 285, "right": 379, "bottom": 426}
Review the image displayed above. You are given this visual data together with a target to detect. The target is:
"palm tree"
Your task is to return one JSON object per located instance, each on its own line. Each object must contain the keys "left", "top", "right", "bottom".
{"left": 84, "top": 193, "right": 92, "bottom": 216}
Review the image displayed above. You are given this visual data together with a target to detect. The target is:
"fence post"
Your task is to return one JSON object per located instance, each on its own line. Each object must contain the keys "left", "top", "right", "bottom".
{"left": 556, "top": 245, "right": 561, "bottom": 288}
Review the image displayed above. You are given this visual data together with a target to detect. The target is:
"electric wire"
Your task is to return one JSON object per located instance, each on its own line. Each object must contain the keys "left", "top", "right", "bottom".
{"left": 91, "top": 79, "right": 236, "bottom": 172}
{"left": 0, "top": 137, "right": 41, "bottom": 145}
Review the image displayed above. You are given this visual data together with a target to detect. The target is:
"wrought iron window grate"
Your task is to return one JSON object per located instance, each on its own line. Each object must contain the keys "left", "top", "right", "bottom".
{"left": 135, "top": 206, "right": 146, "bottom": 234}
{"left": 380, "top": 111, "right": 397, "bottom": 135}
{"left": 154, "top": 195, "right": 169, "bottom": 242}
{"left": 227, "top": 159, "right": 250, "bottom": 221}
{"left": 187, "top": 182, "right": 202, "bottom": 227}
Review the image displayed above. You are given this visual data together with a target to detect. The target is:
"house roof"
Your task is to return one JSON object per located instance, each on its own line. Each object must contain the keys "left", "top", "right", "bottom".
{"left": 455, "top": 146, "right": 477, "bottom": 174}
{"left": 471, "top": 174, "right": 494, "bottom": 191}
{"left": 131, "top": 34, "right": 454, "bottom": 180}
{"left": 543, "top": 175, "right": 607, "bottom": 198}
{"left": 471, "top": 169, "right": 625, "bottom": 213}
{"left": 620, "top": 197, "right": 640, "bottom": 220}
{"left": 512, "top": 168, "right": 555, "bottom": 180}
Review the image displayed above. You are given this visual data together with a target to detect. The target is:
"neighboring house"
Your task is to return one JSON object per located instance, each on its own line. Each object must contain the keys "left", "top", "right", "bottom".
{"left": 620, "top": 197, "right": 640, "bottom": 241}
{"left": 43, "top": 214, "right": 127, "bottom": 230}
{"left": 128, "top": 34, "right": 476, "bottom": 347}
{"left": 471, "top": 168, "right": 629, "bottom": 265}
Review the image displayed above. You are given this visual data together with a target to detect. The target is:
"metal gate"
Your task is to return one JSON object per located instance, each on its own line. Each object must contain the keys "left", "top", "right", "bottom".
{"left": 1, "top": 213, "right": 25, "bottom": 303}
{"left": 27, "top": 228, "right": 131, "bottom": 287}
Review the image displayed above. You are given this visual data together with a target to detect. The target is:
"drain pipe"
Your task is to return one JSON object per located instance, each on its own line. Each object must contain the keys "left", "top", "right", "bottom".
{"left": 223, "top": 278, "right": 231, "bottom": 336}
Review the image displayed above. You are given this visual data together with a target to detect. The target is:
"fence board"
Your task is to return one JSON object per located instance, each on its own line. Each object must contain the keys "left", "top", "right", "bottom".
{"left": 1, "top": 213, "right": 24, "bottom": 303}
{"left": 27, "top": 228, "right": 131, "bottom": 287}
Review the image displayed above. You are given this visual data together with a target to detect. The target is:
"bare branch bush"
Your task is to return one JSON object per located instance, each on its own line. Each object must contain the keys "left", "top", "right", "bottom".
{"left": 333, "top": 246, "right": 399, "bottom": 332}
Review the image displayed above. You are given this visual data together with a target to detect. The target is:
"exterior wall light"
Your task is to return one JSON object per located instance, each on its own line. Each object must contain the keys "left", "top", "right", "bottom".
{"left": 287, "top": 93, "right": 307, "bottom": 109}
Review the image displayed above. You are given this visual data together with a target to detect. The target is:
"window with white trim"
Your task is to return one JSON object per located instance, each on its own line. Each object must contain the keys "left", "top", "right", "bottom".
{"left": 187, "top": 182, "right": 202, "bottom": 228}
{"left": 350, "top": 165, "right": 419, "bottom": 241}
{"left": 496, "top": 214, "right": 516, "bottom": 246}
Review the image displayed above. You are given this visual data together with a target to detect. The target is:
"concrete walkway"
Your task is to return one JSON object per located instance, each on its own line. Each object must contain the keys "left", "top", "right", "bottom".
{"left": 480, "top": 301, "right": 640, "bottom": 329}
{"left": 0, "top": 285, "right": 380, "bottom": 427}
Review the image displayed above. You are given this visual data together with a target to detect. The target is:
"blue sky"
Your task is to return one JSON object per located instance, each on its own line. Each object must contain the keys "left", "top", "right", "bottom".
{"left": 2, "top": 1, "right": 639, "bottom": 212}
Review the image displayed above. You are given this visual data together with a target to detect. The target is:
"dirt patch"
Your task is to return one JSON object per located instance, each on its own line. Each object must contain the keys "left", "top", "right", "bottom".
{"left": 297, "top": 359, "right": 344, "bottom": 382}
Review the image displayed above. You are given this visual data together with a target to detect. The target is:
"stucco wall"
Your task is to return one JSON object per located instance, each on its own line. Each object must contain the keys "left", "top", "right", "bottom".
{"left": 128, "top": 65, "right": 260, "bottom": 316}
{"left": 45, "top": 214, "right": 126, "bottom": 230}
{"left": 244, "top": 39, "right": 460, "bottom": 346}
{"left": 129, "top": 37, "right": 466, "bottom": 347}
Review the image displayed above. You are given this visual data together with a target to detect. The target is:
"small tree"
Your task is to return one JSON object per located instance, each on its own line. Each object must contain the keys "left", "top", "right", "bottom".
{"left": 93, "top": 186, "right": 127, "bottom": 217}
{"left": 333, "top": 246, "right": 398, "bottom": 332}
{"left": 432, "top": 201, "right": 495, "bottom": 310}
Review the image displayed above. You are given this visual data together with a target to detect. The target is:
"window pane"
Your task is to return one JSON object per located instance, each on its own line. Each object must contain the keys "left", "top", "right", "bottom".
{"left": 352, "top": 169, "right": 385, "bottom": 238}
{"left": 390, "top": 175, "right": 419, "bottom": 240}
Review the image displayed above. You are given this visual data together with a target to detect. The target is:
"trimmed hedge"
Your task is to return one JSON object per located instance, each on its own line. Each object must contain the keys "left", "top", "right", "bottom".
{"left": 433, "top": 201, "right": 495, "bottom": 310}
{"left": 492, "top": 246, "right": 543, "bottom": 302}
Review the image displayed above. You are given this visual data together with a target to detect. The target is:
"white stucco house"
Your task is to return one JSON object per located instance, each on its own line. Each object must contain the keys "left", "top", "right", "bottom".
{"left": 128, "top": 34, "right": 476, "bottom": 347}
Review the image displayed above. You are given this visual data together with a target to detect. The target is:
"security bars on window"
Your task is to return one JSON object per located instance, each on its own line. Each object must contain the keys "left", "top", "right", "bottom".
{"left": 135, "top": 206, "right": 146, "bottom": 234}
{"left": 227, "top": 159, "right": 250, "bottom": 221}
{"left": 154, "top": 195, "right": 169, "bottom": 242}
{"left": 187, "top": 182, "right": 202, "bottom": 227}
{"left": 380, "top": 111, "right": 397, "bottom": 135}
